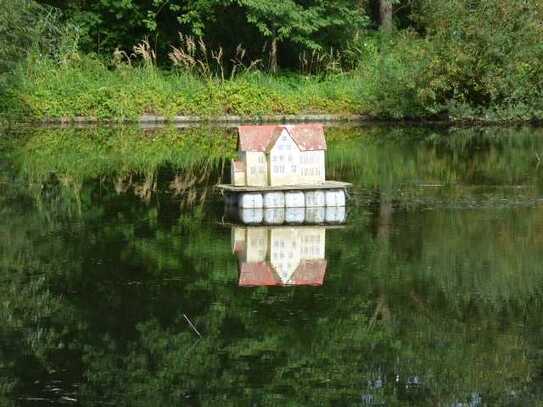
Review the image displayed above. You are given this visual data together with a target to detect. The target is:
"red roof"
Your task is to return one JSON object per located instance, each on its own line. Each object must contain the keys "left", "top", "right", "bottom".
{"left": 238, "top": 124, "right": 326, "bottom": 152}
{"left": 238, "top": 259, "right": 327, "bottom": 287}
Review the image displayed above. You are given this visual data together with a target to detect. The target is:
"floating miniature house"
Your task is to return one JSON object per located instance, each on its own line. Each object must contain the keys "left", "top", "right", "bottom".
{"left": 232, "top": 124, "right": 326, "bottom": 187}
{"left": 218, "top": 124, "right": 351, "bottom": 210}
{"left": 232, "top": 226, "right": 327, "bottom": 286}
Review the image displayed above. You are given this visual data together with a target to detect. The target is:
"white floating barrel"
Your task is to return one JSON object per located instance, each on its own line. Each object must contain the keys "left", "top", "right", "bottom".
{"left": 239, "top": 208, "right": 264, "bottom": 224}
{"left": 239, "top": 193, "right": 263, "bottom": 209}
{"left": 285, "top": 207, "right": 305, "bottom": 223}
{"left": 325, "top": 190, "right": 346, "bottom": 207}
{"left": 285, "top": 191, "right": 305, "bottom": 207}
{"left": 264, "top": 208, "right": 285, "bottom": 224}
{"left": 305, "top": 207, "right": 326, "bottom": 223}
{"left": 263, "top": 192, "right": 285, "bottom": 208}
{"left": 325, "top": 206, "right": 346, "bottom": 223}
{"left": 305, "top": 190, "right": 326, "bottom": 207}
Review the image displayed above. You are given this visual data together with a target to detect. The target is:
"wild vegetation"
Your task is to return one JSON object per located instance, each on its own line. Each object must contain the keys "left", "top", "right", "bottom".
{"left": 1, "top": 0, "right": 543, "bottom": 121}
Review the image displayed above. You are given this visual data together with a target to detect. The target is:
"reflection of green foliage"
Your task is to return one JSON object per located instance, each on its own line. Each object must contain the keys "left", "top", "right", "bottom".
{"left": 328, "top": 126, "right": 543, "bottom": 205}
{"left": 17, "top": 126, "right": 236, "bottom": 183}
{"left": 6, "top": 126, "right": 236, "bottom": 214}
{"left": 2, "top": 125, "right": 543, "bottom": 404}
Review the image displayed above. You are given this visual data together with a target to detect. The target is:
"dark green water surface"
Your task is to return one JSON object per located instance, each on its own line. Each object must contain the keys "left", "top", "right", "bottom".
{"left": 1, "top": 125, "right": 543, "bottom": 406}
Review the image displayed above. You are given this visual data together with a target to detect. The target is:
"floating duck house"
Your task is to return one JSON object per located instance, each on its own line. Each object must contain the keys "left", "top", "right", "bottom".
{"left": 217, "top": 124, "right": 351, "bottom": 209}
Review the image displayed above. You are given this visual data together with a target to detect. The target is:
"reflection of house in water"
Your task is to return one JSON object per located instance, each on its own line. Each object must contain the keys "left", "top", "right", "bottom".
{"left": 232, "top": 226, "right": 327, "bottom": 286}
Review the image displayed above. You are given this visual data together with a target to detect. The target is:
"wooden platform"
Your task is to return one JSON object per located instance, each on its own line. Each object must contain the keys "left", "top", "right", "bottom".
{"left": 216, "top": 180, "right": 351, "bottom": 193}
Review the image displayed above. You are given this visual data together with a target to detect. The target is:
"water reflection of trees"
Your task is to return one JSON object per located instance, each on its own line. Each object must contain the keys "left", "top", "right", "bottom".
{"left": 1, "top": 125, "right": 543, "bottom": 404}
{"left": 7, "top": 126, "right": 235, "bottom": 212}
{"left": 328, "top": 126, "right": 543, "bottom": 208}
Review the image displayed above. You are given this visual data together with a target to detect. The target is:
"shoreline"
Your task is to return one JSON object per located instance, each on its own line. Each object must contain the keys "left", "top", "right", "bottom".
{"left": 4, "top": 114, "right": 543, "bottom": 128}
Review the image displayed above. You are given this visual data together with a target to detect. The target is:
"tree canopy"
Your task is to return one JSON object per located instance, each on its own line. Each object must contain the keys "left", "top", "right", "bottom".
{"left": 40, "top": 0, "right": 368, "bottom": 69}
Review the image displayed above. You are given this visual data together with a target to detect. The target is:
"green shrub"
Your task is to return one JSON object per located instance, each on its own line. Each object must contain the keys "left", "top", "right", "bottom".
{"left": 0, "top": 0, "right": 79, "bottom": 73}
{"left": 355, "top": 32, "right": 431, "bottom": 118}
{"left": 414, "top": 0, "right": 543, "bottom": 119}
{"left": 350, "top": 0, "right": 543, "bottom": 121}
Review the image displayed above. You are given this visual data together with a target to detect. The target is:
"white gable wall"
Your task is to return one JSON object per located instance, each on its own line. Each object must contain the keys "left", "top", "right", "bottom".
{"left": 269, "top": 227, "right": 302, "bottom": 283}
{"left": 268, "top": 130, "right": 301, "bottom": 186}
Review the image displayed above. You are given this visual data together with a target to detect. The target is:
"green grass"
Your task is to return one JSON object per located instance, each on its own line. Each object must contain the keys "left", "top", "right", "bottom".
{"left": 1, "top": 55, "right": 367, "bottom": 121}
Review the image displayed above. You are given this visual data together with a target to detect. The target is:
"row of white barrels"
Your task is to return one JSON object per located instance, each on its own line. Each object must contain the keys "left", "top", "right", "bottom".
{"left": 228, "top": 206, "right": 346, "bottom": 224}
{"left": 226, "top": 189, "right": 347, "bottom": 209}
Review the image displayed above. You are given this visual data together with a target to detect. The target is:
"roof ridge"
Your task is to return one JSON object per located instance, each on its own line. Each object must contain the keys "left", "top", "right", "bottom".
{"left": 238, "top": 124, "right": 326, "bottom": 152}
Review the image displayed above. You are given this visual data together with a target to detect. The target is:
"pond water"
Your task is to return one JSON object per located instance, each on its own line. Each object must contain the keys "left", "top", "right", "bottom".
{"left": 1, "top": 125, "right": 543, "bottom": 406}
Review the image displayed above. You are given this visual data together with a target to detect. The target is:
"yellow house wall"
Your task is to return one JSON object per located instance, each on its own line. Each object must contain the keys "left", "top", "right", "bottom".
{"left": 244, "top": 152, "right": 268, "bottom": 186}
{"left": 269, "top": 227, "right": 302, "bottom": 283}
{"left": 231, "top": 227, "right": 246, "bottom": 253}
{"left": 299, "top": 227, "right": 326, "bottom": 260}
{"left": 245, "top": 227, "right": 268, "bottom": 262}
{"left": 299, "top": 150, "right": 325, "bottom": 184}
{"left": 231, "top": 160, "right": 246, "bottom": 186}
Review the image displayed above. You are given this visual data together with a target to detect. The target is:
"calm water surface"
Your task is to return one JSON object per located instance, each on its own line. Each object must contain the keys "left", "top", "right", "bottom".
{"left": 1, "top": 125, "right": 543, "bottom": 406}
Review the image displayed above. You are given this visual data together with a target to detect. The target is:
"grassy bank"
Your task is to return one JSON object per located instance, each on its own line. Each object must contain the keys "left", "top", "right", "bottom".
{"left": 1, "top": 56, "right": 367, "bottom": 121}
{"left": 3, "top": 34, "right": 542, "bottom": 124}
{"left": 2, "top": 1, "right": 543, "bottom": 123}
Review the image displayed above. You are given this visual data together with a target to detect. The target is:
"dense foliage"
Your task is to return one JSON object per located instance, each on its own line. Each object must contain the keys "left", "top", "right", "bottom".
{"left": 2, "top": 0, "right": 543, "bottom": 120}
{"left": 41, "top": 0, "right": 366, "bottom": 68}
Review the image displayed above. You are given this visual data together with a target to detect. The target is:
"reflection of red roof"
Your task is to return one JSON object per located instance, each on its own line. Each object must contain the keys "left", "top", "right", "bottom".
{"left": 238, "top": 125, "right": 326, "bottom": 152}
{"left": 239, "top": 262, "right": 281, "bottom": 286}
{"left": 238, "top": 259, "right": 327, "bottom": 287}
{"left": 290, "top": 260, "right": 327, "bottom": 286}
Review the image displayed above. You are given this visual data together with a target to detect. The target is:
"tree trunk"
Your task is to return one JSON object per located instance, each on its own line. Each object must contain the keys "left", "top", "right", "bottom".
{"left": 377, "top": 197, "right": 393, "bottom": 241}
{"left": 378, "top": 0, "right": 393, "bottom": 32}
{"left": 269, "top": 37, "right": 278, "bottom": 73}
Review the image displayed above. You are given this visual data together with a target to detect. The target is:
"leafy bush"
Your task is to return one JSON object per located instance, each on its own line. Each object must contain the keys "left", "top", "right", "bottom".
{"left": 413, "top": 0, "right": 543, "bottom": 119}
{"left": 355, "top": 32, "right": 431, "bottom": 118}
{"left": 0, "top": 0, "right": 78, "bottom": 73}
{"left": 350, "top": 0, "right": 543, "bottom": 121}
